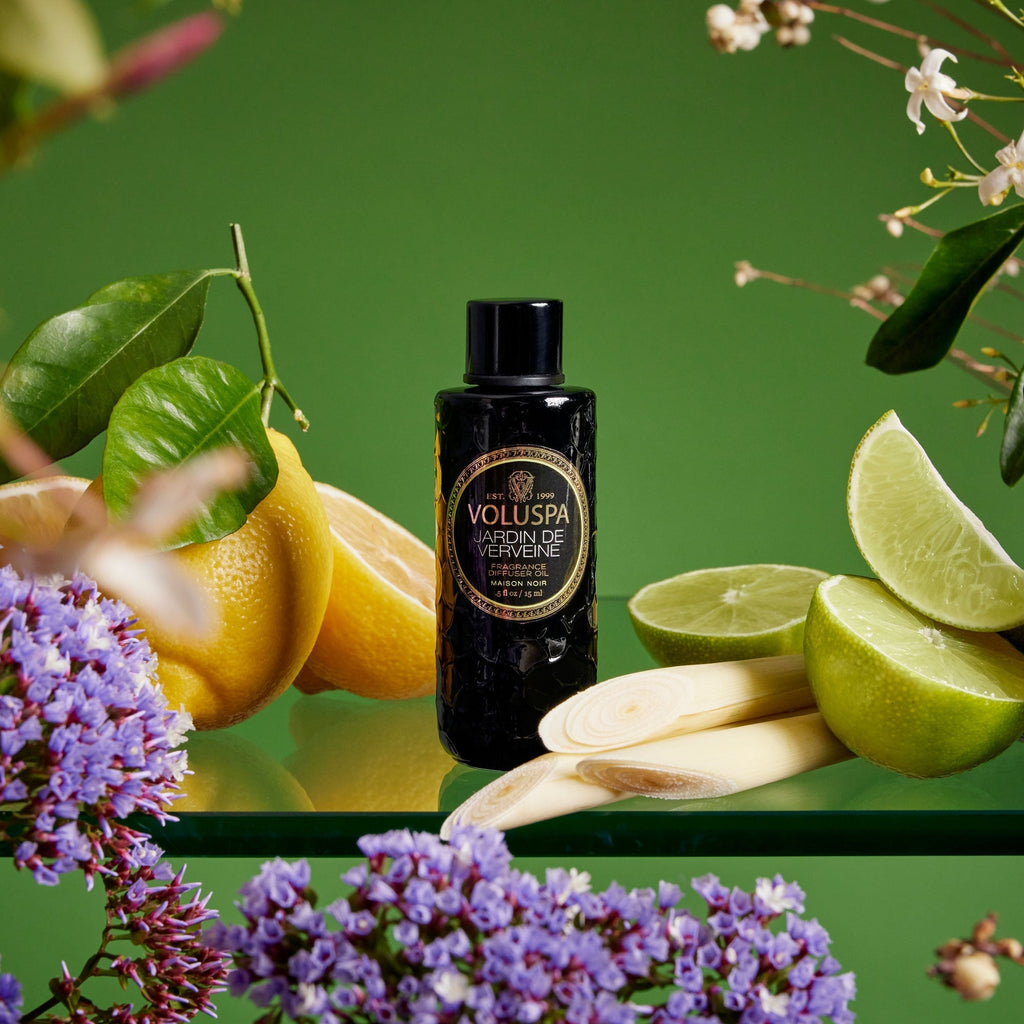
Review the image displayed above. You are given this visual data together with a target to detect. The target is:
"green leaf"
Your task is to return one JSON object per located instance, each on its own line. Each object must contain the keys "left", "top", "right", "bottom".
{"left": 866, "top": 204, "right": 1024, "bottom": 374}
{"left": 1002, "top": 374, "right": 1024, "bottom": 486}
{"left": 0, "top": 269, "right": 218, "bottom": 482}
{"left": 102, "top": 355, "right": 278, "bottom": 547}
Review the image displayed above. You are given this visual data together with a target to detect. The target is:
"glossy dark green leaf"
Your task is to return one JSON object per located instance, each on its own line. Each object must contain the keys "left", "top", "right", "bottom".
{"left": 0, "top": 269, "right": 218, "bottom": 482}
{"left": 1001, "top": 370, "right": 1024, "bottom": 486}
{"left": 102, "top": 355, "right": 278, "bottom": 547}
{"left": 866, "top": 204, "right": 1024, "bottom": 374}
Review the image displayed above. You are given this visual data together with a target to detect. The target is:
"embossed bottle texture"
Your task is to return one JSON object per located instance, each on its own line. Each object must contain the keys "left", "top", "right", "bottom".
{"left": 435, "top": 299, "right": 597, "bottom": 770}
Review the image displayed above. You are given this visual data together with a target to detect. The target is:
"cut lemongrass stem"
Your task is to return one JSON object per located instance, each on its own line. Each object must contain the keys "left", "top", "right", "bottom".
{"left": 538, "top": 655, "right": 813, "bottom": 755}
{"left": 439, "top": 753, "right": 629, "bottom": 839}
{"left": 576, "top": 712, "right": 853, "bottom": 800}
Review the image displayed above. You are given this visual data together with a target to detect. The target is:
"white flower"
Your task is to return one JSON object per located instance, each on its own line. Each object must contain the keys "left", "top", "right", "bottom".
{"left": 905, "top": 48, "right": 968, "bottom": 134}
{"left": 755, "top": 877, "right": 802, "bottom": 914}
{"left": 978, "top": 130, "right": 1024, "bottom": 205}
{"left": 433, "top": 969, "right": 470, "bottom": 1004}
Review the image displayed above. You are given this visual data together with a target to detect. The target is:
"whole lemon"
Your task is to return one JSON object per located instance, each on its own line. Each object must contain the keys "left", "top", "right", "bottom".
{"left": 138, "top": 428, "right": 332, "bottom": 730}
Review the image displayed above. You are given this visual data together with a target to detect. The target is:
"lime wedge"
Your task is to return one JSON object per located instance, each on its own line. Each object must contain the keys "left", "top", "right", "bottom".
{"left": 848, "top": 409, "right": 1024, "bottom": 631}
{"left": 805, "top": 574, "right": 1024, "bottom": 778}
{"left": 627, "top": 563, "right": 828, "bottom": 665}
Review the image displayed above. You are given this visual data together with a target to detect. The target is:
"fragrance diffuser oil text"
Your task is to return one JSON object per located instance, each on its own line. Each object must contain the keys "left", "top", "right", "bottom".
{"left": 435, "top": 299, "right": 597, "bottom": 770}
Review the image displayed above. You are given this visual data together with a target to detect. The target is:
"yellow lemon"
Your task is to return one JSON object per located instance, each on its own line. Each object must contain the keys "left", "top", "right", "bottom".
{"left": 0, "top": 475, "right": 90, "bottom": 547}
{"left": 138, "top": 429, "right": 332, "bottom": 730}
{"left": 294, "top": 482, "right": 435, "bottom": 700}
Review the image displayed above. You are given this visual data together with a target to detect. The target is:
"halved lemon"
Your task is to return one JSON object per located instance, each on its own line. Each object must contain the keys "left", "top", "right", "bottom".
{"left": 0, "top": 475, "right": 90, "bottom": 547}
{"left": 294, "top": 483, "right": 435, "bottom": 700}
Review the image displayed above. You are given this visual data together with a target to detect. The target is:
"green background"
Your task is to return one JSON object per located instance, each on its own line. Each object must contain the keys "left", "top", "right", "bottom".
{"left": 3, "top": 2, "right": 1024, "bottom": 1022}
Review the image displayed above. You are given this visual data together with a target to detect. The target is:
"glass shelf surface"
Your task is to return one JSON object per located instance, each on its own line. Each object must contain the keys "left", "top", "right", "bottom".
{"left": 155, "top": 597, "right": 1024, "bottom": 858}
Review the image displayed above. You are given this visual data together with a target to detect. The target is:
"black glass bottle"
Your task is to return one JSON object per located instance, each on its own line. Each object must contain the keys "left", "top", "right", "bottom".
{"left": 435, "top": 299, "right": 597, "bottom": 770}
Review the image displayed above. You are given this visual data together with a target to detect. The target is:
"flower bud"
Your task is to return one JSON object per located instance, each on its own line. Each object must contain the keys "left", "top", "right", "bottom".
{"left": 950, "top": 950, "right": 1000, "bottom": 1001}
{"left": 707, "top": 4, "right": 737, "bottom": 30}
{"left": 998, "top": 938, "right": 1024, "bottom": 961}
{"left": 734, "top": 260, "right": 757, "bottom": 286}
{"left": 106, "top": 11, "right": 223, "bottom": 97}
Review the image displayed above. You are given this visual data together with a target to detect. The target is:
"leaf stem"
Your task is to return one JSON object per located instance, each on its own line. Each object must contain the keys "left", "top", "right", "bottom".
{"left": 228, "top": 224, "right": 309, "bottom": 430}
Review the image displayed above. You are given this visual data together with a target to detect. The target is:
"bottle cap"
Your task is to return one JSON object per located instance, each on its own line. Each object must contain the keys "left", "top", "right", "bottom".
{"left": 464, "top": 299, "right": 565, "bottom": 385}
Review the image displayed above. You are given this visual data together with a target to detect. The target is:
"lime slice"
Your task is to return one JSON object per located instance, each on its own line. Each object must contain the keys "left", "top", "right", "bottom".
{"left": 848, "top": 409, "right": 1024, "bottom": 631}
{"left": 805, "top": 574, "right": 1024, "bottom": 778}
{"left": 627, "top": 563, "right": 828, "bottom": 665}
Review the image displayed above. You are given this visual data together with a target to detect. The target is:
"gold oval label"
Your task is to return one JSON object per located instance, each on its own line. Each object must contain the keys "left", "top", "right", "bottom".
{"left": 445, "top": 445, "right": 589, "bottom": 621}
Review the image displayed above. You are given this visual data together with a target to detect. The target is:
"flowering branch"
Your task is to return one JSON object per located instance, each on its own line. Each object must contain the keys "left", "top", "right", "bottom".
{"left": 707, "top": 1, "right": 1024, "bottom": 483}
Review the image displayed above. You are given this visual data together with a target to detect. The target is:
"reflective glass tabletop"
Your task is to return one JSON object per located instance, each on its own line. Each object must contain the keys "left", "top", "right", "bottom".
{"left": 159, "top": 598, "right": 1024, "bottom": 858}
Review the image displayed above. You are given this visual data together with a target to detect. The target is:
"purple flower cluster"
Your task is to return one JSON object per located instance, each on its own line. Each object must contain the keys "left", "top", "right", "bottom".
{"left": 0, "top": 566, "right": 190, "bottom": 887}
{"left": 206, "top": 826, "right": 856, "bottom": 1024}
{"left": 0, "top": 566, "right": 228, "bottom": 1023}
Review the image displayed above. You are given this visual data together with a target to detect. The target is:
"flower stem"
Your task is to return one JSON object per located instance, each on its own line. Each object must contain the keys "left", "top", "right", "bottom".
{"left": 20, "top": 946, "right": 108, "bottom": 1023}
{"left": 982, "top": 0, "right": 1024, "bottom": 32}
{"left": 228, "top": 224, "right": 309, "bottom": 430}
{"left": 941, "top": 122, "right": 988, "bottom": 174}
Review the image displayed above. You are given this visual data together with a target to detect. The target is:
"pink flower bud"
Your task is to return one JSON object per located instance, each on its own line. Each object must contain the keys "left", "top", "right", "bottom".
{"left": 107, "top": 11, "right": 223, "bottom": 97}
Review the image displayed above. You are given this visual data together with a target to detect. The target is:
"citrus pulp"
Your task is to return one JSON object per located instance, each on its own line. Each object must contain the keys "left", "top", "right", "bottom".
{"left": 293, "top": 482, "right": 435, "bottom": 700}
{"left": 628, "top": 563, "right": 828, "bottom": 665}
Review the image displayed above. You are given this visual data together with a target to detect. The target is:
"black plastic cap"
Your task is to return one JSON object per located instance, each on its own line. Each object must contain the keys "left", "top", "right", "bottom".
{"left": 464, "top": 299, "right": 564, "bottom": 385}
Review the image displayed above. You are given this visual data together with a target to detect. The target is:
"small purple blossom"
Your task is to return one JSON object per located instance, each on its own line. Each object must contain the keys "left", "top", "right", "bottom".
{"left": 0, "top": 567, "right": 191, "bottom": 888}
{"left": 0, "top": 957, "right": 22, "bottom": 1024}
{"left": 206, "top": 827, "right": 856, "bottom": 1024}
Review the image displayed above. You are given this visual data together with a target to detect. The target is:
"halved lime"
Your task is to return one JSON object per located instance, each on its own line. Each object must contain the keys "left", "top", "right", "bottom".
{"left": 627, "top": 563, "right": 828, "bottom": 665}
{"left": 848, "top": 409, "right": 1024, "bottom": 631}
{"left": 805, "top": 574, "right": 1024, "bottom": 778}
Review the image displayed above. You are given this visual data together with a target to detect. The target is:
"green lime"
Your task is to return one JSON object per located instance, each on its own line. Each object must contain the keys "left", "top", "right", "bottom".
{"left": 848, "top": 409, "right": 1024, "bottom": 632}
{"left": 805, "top": 574, "right": 1024, "bottom": 778}
{"left": 627, "top": 563, "right": 828, "bottom": 665}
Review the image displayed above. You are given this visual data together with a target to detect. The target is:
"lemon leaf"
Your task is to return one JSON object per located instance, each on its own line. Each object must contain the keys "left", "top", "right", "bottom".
{"left": 865, "top": 204, "right": 1024, "bottom": 374}
{"left": 0, "top": 269, "right": 218, "bottom": 482}
{"left": 102, "top": 355, "right": 278, "bottom": 547}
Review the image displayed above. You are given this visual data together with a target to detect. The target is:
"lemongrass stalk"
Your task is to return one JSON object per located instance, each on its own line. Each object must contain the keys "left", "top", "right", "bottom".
{"left": 537, "top": 655, "right": 812, "bottom": 755}
{"left": 575, "top": 711, "right": 853, "bottom": 800}
{"left": 439, "top": 752, "right": 629, "bottom": 839}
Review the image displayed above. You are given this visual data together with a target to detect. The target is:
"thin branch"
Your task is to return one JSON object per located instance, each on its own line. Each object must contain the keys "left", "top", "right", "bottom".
{"left": 811, "top": 0, "right": 1015, "bottom": 65}
{"left": 925, "top": 1, "right": 1013, "bottom": 61}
